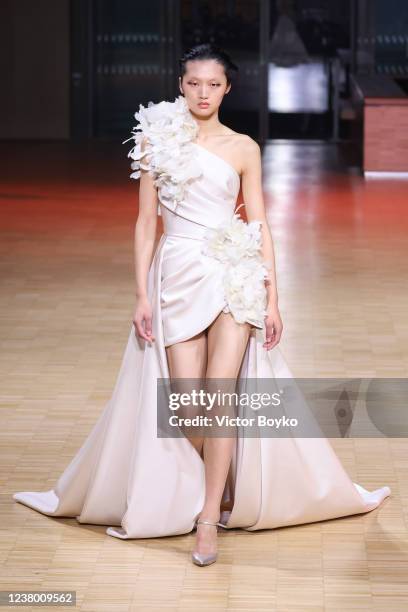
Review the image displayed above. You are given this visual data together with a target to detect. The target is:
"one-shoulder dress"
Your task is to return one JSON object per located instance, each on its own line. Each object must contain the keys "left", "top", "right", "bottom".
{"left": 13, "top": 96, "right": 391, "bottom": 539}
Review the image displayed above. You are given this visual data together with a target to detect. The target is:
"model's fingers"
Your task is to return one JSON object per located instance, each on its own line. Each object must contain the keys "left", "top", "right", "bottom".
{"left": 134, "top": 318, "right": 149, "bottom": 341}
{"left": 263, "top": 319, "right": 281, "bottom": 349}
{"left": 265, "top": 323, "right": 275, "bottom": 342}
{"left": 144, "top": 317, "right": 156, "bottom": 342}
{"left": 144, "top": 316, "right": 152, "bottom": 334}
{"left": 267, "top": 335, "right": 281, "bottom": 349}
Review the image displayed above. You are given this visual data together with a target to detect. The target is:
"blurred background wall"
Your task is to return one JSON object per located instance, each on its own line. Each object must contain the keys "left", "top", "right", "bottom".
{"left": 0, "top": 0, "right": 407, "bottom": 144}
{"left": 0, "top": 0, "right": 70, "bottom": 139}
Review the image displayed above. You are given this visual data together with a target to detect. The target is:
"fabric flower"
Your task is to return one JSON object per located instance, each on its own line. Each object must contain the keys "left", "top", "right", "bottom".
{"left": 123, "top": 96, "right": 203, "bottom": 214}
{"left": 201, "top": 210, "right": 269, "bottom": 327}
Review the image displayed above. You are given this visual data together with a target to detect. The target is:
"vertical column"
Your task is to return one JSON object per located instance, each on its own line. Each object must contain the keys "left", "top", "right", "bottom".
{"left": 259, "top": 0, "right": 270, "bottom": 144}
{"left": 70, "top": 0, "right": 94, "bottom": 139}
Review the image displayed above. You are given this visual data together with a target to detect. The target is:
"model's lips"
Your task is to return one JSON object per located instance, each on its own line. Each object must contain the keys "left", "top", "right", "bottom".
{"left": 198, "top": 103, "right": 209, "bottom": 108}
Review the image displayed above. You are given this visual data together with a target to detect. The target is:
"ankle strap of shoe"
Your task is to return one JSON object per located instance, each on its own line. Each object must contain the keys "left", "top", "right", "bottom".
{"left": 197, "top": 519, "right": 220, "bottom": 526}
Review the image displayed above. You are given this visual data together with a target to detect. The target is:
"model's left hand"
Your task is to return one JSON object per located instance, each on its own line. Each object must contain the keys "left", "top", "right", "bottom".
{"left": 263, "top": 304, "right": 283, "bottom": 350}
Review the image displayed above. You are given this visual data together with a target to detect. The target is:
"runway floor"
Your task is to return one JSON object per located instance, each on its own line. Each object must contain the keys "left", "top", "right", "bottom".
{"left": 1, "top": 140, "right": 407, "bottom": 610}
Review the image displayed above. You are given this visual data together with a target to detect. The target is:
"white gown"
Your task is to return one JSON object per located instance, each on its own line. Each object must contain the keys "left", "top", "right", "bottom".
{"left": 13, "top": 96, "right": 391, "bottom": 539}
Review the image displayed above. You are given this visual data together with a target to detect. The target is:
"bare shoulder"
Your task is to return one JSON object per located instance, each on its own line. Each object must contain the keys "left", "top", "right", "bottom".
{"left": 215, "top": 128, "right": 261, "bottom": 175}
{"left": 228, "top": 132, "right": 260, "bottom": 156}
{"left": 242, "top": 135, "right": 261, "bottom": 158}
{"left": 224, "top": 129, "right": 258, "bottom": 149}
{"left": 229, "top": 134, "right": 261, "bottom": 174}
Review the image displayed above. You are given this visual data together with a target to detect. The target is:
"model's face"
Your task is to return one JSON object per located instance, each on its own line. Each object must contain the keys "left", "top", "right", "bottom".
{"left": 179, "top": 59, "right": 231, "bottom": 116}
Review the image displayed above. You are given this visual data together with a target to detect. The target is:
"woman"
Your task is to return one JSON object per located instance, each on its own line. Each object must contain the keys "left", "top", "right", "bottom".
{"left": 132, "top": 44, "right": 283, "bottom": 567}
{"left": 13, "top": 43, "right": 390, "bottom": 568}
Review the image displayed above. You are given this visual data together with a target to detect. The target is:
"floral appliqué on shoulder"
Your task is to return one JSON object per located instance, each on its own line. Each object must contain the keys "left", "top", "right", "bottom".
{"left": 123, "top": 96, "right": 202, "bottom": 215}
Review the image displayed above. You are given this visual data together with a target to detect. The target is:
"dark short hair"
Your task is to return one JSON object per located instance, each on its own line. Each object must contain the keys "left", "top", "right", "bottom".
{"left": 179, "top": 43, "right": 238, "bottom": 85}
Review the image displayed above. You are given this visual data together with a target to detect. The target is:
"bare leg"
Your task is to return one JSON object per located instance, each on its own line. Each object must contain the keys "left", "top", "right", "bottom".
{"left": 195, "top": 312, "right": 252, "bottom": 556}
{"left": 165, "top": 330, "right": 207, "bottom": 456}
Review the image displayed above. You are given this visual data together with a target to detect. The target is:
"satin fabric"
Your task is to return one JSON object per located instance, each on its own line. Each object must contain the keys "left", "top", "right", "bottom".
{"left": 13, "top": 144, "right": 391, "bottom": 538}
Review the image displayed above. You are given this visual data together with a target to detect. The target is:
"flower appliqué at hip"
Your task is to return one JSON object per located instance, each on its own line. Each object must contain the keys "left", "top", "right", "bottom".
{"left": 200, "top": 212, "right": 269, "bottom": 327}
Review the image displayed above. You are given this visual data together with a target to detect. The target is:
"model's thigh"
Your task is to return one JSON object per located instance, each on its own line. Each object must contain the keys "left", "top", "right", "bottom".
{"left": 165, "top": 331, "right": 207, "bottom": 425}
{"left": 205, "top": 312, "right": 252, "bottom": 439}
{"left": 206, "top": 312, "right": 251, "bottom": 379}
{"left": 165, "top": 330, "right": 207, "bottom": 379}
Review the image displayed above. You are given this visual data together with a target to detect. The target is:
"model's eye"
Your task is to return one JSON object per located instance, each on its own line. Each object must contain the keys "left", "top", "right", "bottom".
{"left": 188, "top": 81, "right": 198, "bottom": 86}
{"left": 211, "top": 83, "right": 221, "bottom": 87}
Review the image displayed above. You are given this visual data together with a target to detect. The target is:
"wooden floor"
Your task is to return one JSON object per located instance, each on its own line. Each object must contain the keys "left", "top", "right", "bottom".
{"left": 1, "top": 140, "right": 407, "bottom": 611}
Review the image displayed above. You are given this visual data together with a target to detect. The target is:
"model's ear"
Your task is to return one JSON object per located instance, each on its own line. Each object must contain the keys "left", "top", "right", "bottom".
{"left": 178, "top": 76, "right": 184, "bottom": 95}
{"left": 225, "top": 83, "right": 231, "bottom": 95}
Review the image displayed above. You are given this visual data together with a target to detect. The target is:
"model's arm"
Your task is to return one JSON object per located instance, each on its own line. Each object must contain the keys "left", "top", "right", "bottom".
{"left": 132, "top": 138, "right": 159, "bottom": 344}
{"left": 240, "top": 136, "right": 283, "bottom": 350}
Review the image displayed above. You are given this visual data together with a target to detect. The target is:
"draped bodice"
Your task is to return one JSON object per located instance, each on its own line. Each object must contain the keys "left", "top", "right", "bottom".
{"left": 159, "top": 142, "right": 241, "bottom": 237}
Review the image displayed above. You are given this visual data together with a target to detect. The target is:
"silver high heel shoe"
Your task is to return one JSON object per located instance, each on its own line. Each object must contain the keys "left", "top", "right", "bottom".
{"left": 191, "top": 518, "right": 226, "bottom": 567}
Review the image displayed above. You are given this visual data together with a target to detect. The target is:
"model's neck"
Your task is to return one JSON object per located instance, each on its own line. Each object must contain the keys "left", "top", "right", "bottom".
{"left": 190, "top": 111, "right": 223, "bottom": 139}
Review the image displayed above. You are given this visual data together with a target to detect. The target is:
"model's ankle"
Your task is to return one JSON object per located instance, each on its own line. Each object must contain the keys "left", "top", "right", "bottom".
{"left": 198, "top": 508, "right": 221, "bottom": 523}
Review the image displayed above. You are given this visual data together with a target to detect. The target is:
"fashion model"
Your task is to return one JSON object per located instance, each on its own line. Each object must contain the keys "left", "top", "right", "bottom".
{"left": 13, "top": 43, "right": 391, "bottom": 567}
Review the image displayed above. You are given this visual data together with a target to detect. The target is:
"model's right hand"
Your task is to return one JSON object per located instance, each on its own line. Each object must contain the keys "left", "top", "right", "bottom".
{"left": 133, "top": 297, "right": 155, "bottom": 344}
